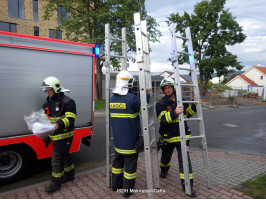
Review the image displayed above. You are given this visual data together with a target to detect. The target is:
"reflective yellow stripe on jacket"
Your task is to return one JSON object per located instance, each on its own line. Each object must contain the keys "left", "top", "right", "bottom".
{"left": 186, "top": 105, "right": 196, "bottom": 116}
{"left": 49, "top": 131, "right": 74, "bottom": 141}
{"left": 115, "top": 147, "right": 137, "bottom": 154}
{"left": 158, "top": 110, "right": 187, "bottom": 124}
{"left": 111, "top": 112, "right": 139, "bottom": 118}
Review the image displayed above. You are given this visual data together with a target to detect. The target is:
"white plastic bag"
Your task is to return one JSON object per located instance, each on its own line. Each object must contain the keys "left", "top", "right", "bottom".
{"left": 24, "top": 109, "right": 54, "bottom": 138}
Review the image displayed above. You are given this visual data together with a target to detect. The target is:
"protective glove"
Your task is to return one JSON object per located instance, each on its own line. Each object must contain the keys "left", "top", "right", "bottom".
{"left": 157, "top": 138, "right": 167, "bottom": 151}
{"left": 42, "top": 136, "right": 51, "bottom": 148}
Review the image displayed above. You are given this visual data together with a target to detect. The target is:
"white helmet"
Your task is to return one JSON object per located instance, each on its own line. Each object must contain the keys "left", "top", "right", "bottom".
{"left": 112, "top": 71, "right": 135, "bottom": 95}
{"left": 41, "top": 76, "right": 70, "bottom": 93}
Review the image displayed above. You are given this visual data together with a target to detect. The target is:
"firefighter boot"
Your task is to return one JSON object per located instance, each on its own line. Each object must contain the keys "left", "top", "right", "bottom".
{"left": 45, "top": 183, "right": 61, "bottom": 194}
{"left": 181, "top": 179, "right": 196, "bottom": 197}
{"left": 160, "top": 168, "right": 168, "bottom": 178}
{"left": 62, "top": 170, "right": 75, "bottom": 183}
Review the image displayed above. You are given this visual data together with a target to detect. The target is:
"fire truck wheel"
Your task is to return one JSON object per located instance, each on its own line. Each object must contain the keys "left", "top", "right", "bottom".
{"left": 0, "top": 146, "right": 29, "bottom": 185}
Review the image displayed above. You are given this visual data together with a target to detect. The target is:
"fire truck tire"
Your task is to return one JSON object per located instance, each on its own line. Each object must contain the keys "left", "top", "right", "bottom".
{"left": 0, "top": 146, "right": 29, "bottom": 185}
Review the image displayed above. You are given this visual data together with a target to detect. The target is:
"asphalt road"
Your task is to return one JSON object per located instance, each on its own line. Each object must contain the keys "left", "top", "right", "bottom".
{"left": 1, "top": 105, "right": 265, "bottom": 193}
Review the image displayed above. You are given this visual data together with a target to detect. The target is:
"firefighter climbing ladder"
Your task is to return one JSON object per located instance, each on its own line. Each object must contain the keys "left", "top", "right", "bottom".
{"left": 134, "top": 12, "right": 160, "bottom": 198}
{"left": 170, "top": 24, "right": 212, "bottom": 195}
{"left": 105, "top": 23, "right": 127, "bottom": 187}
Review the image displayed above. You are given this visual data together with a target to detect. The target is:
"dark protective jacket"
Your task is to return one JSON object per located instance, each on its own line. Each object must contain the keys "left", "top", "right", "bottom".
{"left": 43, "top": 92, "right": 77, "bottom": 143}
{"left": 156, "top": 94, "right": 197, "bottom": 143}
{"left": 110, "top": 92, "right": 142, "bottom": 155}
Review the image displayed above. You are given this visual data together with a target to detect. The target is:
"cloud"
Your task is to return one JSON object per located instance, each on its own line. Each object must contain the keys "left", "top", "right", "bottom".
{"left": 144, "top": 0, "right": 266, "bottom": 73}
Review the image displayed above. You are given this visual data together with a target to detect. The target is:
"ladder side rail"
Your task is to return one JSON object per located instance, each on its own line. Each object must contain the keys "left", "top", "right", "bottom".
{"left": 171, "top": 25, "right": 192, "bottom": 195}
{"left": 141, "top": 20, "right": 160, "bottom": 189}
{"left": 121, "top": 27, "right": 127, "bottom": 71}
{"left": 105, "top": 23, "right": 112, "bottom": 188}
{"left": 134, "top": 13, "right": 153, "bottom": 198}
{"left": 185, "top": 27, "right": 212, "bottom": 188}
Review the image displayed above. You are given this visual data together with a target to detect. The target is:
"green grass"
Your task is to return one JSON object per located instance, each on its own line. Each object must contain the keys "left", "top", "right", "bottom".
{"left": 236, "top": 174, "right": 266, "bottom": 199}
{"left": 94, "top": 99, "right": 106, "bottom": 110}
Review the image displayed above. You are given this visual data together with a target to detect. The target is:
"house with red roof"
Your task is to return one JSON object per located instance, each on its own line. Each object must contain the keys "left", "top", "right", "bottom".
{"left": 226, "top": 66, "right": 266, "bottom": 88}
{"left": 225, "top": 65, "right": 266, "bottom": 96}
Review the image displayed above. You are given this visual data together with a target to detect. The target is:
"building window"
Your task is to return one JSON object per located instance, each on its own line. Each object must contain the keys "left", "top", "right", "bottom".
{"left": 57, "top": 5, "right": 69, "bottom": 25}
{"left": 0, "top": 22, "right": 17, "bottom": 33}
{"left": 34, "top": 26, "right": 39, "bottom": 36}
{"left": 33, "top": 0, "right": 39, "bottom": 21}
{"left": 49, "top": 29, "right": 62, "bottom": 39}
{"left": 8, "top": 0, "right": 25, "bottom": 19}
{"left": 261, "top": 76, "right": 263, "bottom": 80}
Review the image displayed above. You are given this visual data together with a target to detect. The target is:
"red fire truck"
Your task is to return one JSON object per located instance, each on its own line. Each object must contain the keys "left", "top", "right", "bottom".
{"left": 0, "top": 31, "right": 97, "bottom": 184}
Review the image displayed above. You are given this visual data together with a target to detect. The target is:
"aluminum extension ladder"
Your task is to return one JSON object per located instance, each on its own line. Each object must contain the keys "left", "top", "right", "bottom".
{"left": 170, "top": 24, "right": 213, "bottom": 195}
{"left": 105, "top": 23, "right": 127, "bottom": 187}
{"left": 134, "top": 12, "right": 160, "bottom": 198}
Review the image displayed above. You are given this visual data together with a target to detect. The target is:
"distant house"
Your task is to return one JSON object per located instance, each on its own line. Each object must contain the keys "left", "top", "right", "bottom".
{"left": 225, "top": 66, "right": 266, "bottom": 95}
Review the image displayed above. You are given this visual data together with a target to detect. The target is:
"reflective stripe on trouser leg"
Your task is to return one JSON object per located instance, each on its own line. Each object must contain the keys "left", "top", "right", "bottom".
{"left": 160, "top": 143, "right": 175, "bottom": 173}
{"left": 51, "top": 138, "right": 72, "bottom": 184}
{"left": 176, "top": 142, "right": 193, "bottom": 188}
{"left": 123, "top": 153, "right": 138, "bottom": 191}
{"left": 112, "top": 152, "right": 124, "bottom": 189}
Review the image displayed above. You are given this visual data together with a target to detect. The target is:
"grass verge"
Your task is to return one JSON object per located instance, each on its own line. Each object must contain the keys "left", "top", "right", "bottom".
{"left": 236, "top": 174, "right": 266, "bottom": 199}
{"left": 94, "top": 100, "right": 106, "bottom": 110}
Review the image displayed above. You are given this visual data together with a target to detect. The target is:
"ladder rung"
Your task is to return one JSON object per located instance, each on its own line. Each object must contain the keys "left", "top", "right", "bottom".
{"left": 150, "top": 138, "right": 155, "bottom": 146}
{"left": 110, "top": 153, "right": 115, "bottom": 156}
{"left": 182, "top": 101, "right": 199, "bottom": 104}
{"left": 183, "top": 118, "right": 202, "bottom": 121}
{"left": 110, "top": 37, "right": 125, "bottom": 42}
{"left": 141, "top": 32, "right": 147, "bottom": 37}
{"left": 186, "top": 135, "right": 204, "bottom": 139}
{"left": 181, "top": 83, "right": 196, "bottom": 87}
{"left": 149, "top": 121, "right": 155, "bottom": 127}
{"left": 176, "top": 35, "right": 188, "bottom": 40}
{"left": 110, "top": 54, "right": 126, "bottom": 59}
{"left": 178, "top": 67, "right": 193, "bottom": 71}
{"left": 144, "top": 69, "right": 150, "bottom": 73}
{"left": 177, "top": 51, "right": 191, "bottom": 56}
{"left": 143, "top": 50, "right": 149, "bottom": 54}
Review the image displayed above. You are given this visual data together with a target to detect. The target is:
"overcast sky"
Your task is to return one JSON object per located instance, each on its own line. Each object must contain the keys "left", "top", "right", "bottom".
{"left": 128, "top": 0, "right": 266, "bottom": 73}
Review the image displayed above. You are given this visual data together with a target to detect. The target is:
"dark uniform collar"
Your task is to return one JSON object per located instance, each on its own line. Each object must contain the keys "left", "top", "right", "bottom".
{"left": 47, "top": 92, "right": 64, "bottom": 102}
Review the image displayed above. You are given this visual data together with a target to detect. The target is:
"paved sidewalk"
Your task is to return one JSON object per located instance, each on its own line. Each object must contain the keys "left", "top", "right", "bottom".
{"left": 2, "top": 151, "right": 266, "bottom": 199}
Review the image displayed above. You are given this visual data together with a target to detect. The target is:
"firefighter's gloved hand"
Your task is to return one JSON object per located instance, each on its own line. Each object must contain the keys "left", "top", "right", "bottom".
{"left": 157, "top": 138, "right": 167, "bottom": 151}
{"left": 43, "top": 136, "right": 51, "bottom": 147}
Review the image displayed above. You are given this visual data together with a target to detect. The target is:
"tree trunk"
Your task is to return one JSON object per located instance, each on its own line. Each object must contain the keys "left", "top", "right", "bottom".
{"left": 95, "top": 57, "right": 102, "bottom": 100}
{"left": 199, "top": 73, "right": 204, "bottom": 97}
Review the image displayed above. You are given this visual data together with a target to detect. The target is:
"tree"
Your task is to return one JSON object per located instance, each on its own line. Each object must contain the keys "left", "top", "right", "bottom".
{"left": 42, "top": 0, "right": 161, "bottom": 100}
{"left": 166, "top": 0, "right": 246, "bottom": 95}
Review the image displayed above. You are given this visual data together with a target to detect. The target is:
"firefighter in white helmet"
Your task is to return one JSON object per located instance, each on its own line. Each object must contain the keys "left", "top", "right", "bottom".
{"left": 156, "top": 77, "right": 202, "bottom": 197}
{"left": 110, "top": 71, "right": 150, "bottom": 198}
{"left": 41, "top": 76, "right": 76, "bottom": 193}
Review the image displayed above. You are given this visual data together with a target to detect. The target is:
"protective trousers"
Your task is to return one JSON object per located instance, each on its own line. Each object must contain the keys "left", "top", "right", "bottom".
{"left": 160, "top": 142, "right": 193, "bottom": 188}
{"left": 51, "top": 137, "right": 74, "bottom": 184}
{"left": 112, "top": 152, "right": 138, "bottom": 191}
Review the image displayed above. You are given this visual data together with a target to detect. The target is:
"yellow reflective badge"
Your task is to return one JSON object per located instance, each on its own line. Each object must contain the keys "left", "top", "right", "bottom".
{"left": 110, "top": 103, "right": 126, "bottom": 109}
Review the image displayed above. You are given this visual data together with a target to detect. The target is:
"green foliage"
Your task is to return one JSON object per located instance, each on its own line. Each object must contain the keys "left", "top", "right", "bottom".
{"left": 166, "top": 0, "right": 246, "bottom": 91}
{"left": 42, "top": 0, "right": 161, "bottom": 67}
{"left": 221, "top": 77, "right": 229, "bottom": 84}
{"left": 236, "top": 174, "right": 266, "bottom": 199}
{"left": 212, "top": 84, "right": 232, "bottom": 92}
